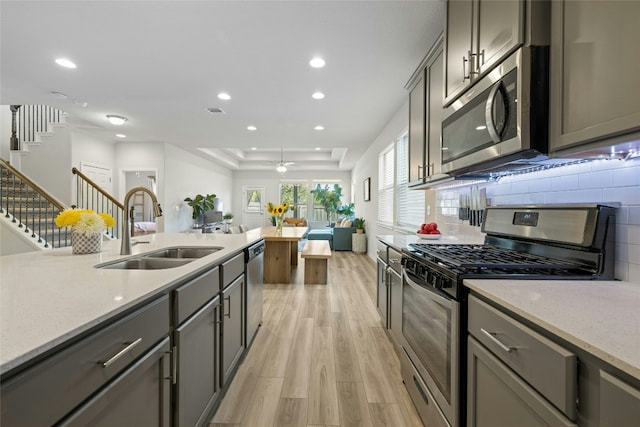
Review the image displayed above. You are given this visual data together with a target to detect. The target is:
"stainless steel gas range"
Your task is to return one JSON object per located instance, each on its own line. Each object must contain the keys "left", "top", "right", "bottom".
{"left": 399, "top": 204, "right": 617, "bottom": 427}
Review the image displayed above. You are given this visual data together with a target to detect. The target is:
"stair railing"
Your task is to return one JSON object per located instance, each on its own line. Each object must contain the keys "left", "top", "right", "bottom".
{"left": 16, "top": 105, "right": 64, "bottom": 143}
{"left": 0, "top": 157, "right": 70, "bottom": 248}
{"left": 72, "top": 167, "right": 124, "bottom": 239}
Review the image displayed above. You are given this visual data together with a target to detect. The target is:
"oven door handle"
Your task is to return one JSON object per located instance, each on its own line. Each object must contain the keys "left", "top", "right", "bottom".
{"left": 402, "top": 268, "right": 456, "bottom": 309}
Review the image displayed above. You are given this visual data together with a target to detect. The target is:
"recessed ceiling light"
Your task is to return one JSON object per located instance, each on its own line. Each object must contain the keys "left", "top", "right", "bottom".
{"left": 55, "top": 58, "right": 77, "bottom": 69}
{"left": 106, "top": 115, "right": 128, "bottom": 125}
{"left": 315, "top": 147, "right": 321, "bottom": 151}
{"left": 309, "top": 57, "right": 326, "bottom": 68}
{"left": 116, "top": 134, "right": 126, "bottom": 138}
{"left": 247, "top": 125, "right": 257, "bottom": 131}
{"left": 476, "top": 125, "right": 487, "bottom": 130}
{"left": 217, "top": 92, "right": 231, "bottom": 100}
{"left": 314, "top": 125, "right": 324, "bottom": 131}
{"left": 312, "top": 92, "right": 325, "bottom": 100}
{"left": 251, "top": 147, "right": 257, "bottom": 150}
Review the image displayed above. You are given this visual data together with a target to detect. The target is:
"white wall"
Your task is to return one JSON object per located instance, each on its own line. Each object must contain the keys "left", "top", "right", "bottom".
{"left": 1, "top": 105, "right": 11, "bottom": 159}
{"left": 351, "top": 99, "right": 411, "bottom": 259}
{"left": 71, "top": 129, "right": 115, "bottom": 175}
{"left": 18, "top": 125, "right": 73, "bottom": 204}
{"left": 163, "top": 144, "right": 233, "bottom": 233}
{"left": 232, "top": 169, "right": 352, "bottom": 229}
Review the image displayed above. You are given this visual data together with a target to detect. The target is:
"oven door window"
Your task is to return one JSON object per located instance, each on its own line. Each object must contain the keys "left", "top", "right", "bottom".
{"left": 402, "top": 276, "right": 453, "bottom": 403}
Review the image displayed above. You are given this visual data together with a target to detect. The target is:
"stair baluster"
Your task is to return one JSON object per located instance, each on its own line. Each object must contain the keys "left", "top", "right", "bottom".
{"left": 72, "top": 167, "right": 124, "bottom": 239}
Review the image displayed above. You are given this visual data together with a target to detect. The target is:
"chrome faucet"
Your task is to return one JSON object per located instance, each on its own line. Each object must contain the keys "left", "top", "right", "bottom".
{"left": 121, "top": 186, "right": 163, "bottom": 255}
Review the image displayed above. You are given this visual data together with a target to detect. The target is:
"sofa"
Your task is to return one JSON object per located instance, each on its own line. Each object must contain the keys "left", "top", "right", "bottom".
{"left": 307, "top": 218, "right": 356, "bottom": 251}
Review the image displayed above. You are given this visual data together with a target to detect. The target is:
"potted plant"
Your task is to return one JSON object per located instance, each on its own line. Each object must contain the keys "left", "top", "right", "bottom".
{"left": 337, "top": 202, "right": 355, "bottom": 219}
{"left": 223, "top": 212, "right": 234, "bottom": 224}
{"left": 354, "top": 217, "right": 366, "bottom": 234}
{"left": 184, "top": 193, "right": 216, "bottom": 226}
{"left": 311, "top": 184, "right": 343, "bottom": 223}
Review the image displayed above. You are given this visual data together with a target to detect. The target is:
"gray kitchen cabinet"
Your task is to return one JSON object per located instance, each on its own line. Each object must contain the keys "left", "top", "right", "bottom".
{"left": 388, "top": 247, "right": 403, "bottom": 349}
{"left": 408, "top": 39, "right": 446, "bottom": 187}
{"left": 173, "top": 265, "right": 221, "bottom": 427}
{"left": 408, "top": 70, "right": 426, "bottom": 185}
{"left": 467, "top": 336, "right": 577, "bottom": 427}
{"left": 221, "top": 274, "right": 245, "bottom": 387}
{"left": 549, "top": 0, "right": 640, "bottom": 156}
{"left": 444, "top": 0, "right": 525, "bottom": 106}
{"left": 58, "top": 337, "right": 171, "bottom": 427}
{"left": 175, "top": 296, "right": 220, "bottom": 427}
{"left": 467, "top": 295, "right": 578, "bottom": 426}
{"left": 598, "top": 370, "right": 640, "bottom": 427}
{"left": 220, "top": 251, "right": 246, "bottom": 382}
{"left": 376, "top": 240, "right": 389, "bottom": 328}
{"left": 0, "top": 295, "right": 170, "bottom": 427}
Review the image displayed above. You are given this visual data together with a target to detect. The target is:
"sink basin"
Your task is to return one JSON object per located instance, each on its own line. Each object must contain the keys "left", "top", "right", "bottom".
{"left": 96, "top": 258, "right": 193, "bottom": 270}
{"left": 142, "top": 246, "right": 222, "bottom": 259}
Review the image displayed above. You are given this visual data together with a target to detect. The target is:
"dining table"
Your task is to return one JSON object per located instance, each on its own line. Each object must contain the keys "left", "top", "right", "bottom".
{"left": 258, "top": 226, "right": 308, "bottom": 284}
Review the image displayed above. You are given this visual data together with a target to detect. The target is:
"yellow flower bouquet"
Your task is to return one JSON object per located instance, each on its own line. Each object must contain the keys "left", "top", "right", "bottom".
{"left": 266, "top": 202, "right": 295, "bottom": 231}
{"left": 55, "top": 208, "right": 116, "bottom": 254}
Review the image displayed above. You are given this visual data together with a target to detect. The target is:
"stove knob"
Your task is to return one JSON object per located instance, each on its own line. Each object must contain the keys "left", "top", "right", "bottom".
{"left": 440, "top": 277, "right": 452, "bottom": 289}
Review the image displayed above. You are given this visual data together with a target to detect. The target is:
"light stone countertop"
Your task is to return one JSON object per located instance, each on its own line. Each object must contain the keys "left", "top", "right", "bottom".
{"left": 0, "top": 231, "right": 263, "bottom": 374}
{"left": 464, "top": 279, "right": 640, "bottom": 379}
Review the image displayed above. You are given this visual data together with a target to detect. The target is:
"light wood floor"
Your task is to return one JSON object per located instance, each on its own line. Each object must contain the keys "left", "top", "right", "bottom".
{"left": 210, "top": 251, "right": 423, "bottom": 427}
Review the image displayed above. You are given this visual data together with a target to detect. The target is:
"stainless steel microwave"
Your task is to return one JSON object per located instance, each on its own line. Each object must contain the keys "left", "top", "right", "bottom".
{"left": 441, "top": 46, "right": 549, "bottom": 176}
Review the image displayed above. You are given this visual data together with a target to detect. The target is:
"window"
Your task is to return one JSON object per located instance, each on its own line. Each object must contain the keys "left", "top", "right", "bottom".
{"left": 396, "top": 132, "right": 425, "bottom": 228}
{"left": 377, "top": 131, "right": 425, "bottom": 229}
{"left": 280, "top": 183, "right": 308, "bottom": 218}
{"left": 378, "top": 144, "right": 394, "bottom": 226}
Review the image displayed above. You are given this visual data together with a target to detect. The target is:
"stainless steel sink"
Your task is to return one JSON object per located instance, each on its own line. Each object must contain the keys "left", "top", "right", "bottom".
{"left": 96, "top": 258, "right": 193, "bottom": 270}
{"left": 141, "top": 246, "right": 222, "bottom": 259}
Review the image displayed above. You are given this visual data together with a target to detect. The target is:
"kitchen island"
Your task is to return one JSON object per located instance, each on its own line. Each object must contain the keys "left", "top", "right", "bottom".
{"left": 0, "top": 231, "right": 263, "bottom": 374}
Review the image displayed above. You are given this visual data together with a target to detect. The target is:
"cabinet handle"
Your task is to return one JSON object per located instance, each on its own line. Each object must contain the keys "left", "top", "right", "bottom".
{"left": 99, "top": 337, "right": 143, "bottom": 368}
{"left": 224, "top": 296, "right": 231, "bottom": 318}
{"left": 480, "top": 328, "right": 516, "bottom": 353}
{"left": 468, "top": 50, "right": 479, "bottom": 76}
{"left": 171, "top": 345, "right": 177, "bottom": 384}
{"left": 477, "top": 49, "right": 485, "bottom": 70}
{"left": 417, "top": 164, "right": 424, "bottom": 180}
{"left": 462, "top": 56, "right": 470, "bottom": 81}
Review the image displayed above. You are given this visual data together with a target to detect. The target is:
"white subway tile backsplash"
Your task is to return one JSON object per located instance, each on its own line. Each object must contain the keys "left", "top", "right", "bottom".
{"left": 628, "top": 207, "right": 640, "bottom": 225}
{"left": 550, "top": 174, "right": 579, "bottom": 191}
{"left": 579, "top": 170, "right": 615, "bottom": 189}
{"left": 613, "top": 163, "right": 640, "bottom": 187}
{"left": 606, "top": 187, "right": 640, "bottom": 205}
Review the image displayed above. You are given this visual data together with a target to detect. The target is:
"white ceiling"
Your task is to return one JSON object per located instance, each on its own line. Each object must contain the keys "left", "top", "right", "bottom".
{"left": 0, "top": 0, "right": 445, "bottom": 171}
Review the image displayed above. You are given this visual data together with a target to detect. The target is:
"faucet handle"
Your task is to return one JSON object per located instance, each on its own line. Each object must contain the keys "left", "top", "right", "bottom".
{"left": 154, "top": 203, "right": 163, "bottom": 217}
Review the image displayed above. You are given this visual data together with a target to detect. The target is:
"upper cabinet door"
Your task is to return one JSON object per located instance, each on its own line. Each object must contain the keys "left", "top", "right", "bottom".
{"left": 476, "top": 0, "right": 523, "bottom": 75}
{"left": 408, "top": 72, "right": 426, "bottom": 185}
{"left": 427, "top": 48, "right": 445, "bottom": 178}
{"left": 549, "top": 0, "right": 640, "bottom": 155}
{"left": 445, "top": 0, "right": 473, "bottom": 104}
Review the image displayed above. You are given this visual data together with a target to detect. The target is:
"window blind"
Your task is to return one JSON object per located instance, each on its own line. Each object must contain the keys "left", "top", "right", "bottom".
{"left": 396, "top": 132, "right": 425, "bottom": 228}
{"left": 378, "top": 144, "right": 394, "bottom": 225}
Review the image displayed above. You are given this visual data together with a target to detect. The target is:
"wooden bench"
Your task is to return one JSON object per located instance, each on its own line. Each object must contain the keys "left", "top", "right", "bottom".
{"left": 301, "top": 240, "right": 332, "bottom": 284}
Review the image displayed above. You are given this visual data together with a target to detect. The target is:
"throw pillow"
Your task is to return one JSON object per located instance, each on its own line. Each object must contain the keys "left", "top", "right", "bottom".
{"left": 342, "top": 219, "right": 353, "bottom": 227}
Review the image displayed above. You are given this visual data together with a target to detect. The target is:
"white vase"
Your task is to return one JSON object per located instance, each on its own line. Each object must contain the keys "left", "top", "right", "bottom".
{"left": 72, "top": 231, "right": 102, "bottom": 254}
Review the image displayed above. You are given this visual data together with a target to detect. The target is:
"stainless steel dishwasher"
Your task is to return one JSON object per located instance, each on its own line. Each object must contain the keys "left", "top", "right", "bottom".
{"left": 245, "top": 240, "right": 264, "bottom": 347}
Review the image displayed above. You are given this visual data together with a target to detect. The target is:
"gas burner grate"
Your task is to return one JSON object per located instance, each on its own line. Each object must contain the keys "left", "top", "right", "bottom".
{"left": 408, "top": 243, "right": 582, "bottom": 271}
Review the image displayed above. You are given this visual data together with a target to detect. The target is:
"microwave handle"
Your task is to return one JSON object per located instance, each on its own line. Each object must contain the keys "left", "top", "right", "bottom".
{"left": 485, "top": 81, "right": 504, "bottom": 144}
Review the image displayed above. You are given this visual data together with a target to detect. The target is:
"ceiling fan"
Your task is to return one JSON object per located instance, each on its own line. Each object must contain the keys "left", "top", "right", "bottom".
{"left": 276, "top": 148, "right": 295, "bottom": 173}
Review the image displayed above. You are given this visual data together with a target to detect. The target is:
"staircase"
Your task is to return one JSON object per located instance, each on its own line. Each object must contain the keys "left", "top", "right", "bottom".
{"left": 2, "top": 105, "right": 124, "bottom": 251}
{"left": 1, "top": 158, "right": 71, "bottom": 249}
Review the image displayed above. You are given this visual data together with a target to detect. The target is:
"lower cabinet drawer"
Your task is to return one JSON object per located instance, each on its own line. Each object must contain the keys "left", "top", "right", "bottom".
{"left": 468, "top": 295, "right": 577, "bottom": 419}
{"left": 221, "top": 253, "right": 244, "bottom": 289}
{"left": 1, "top": 296, "right": 170, "bottom": 427}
